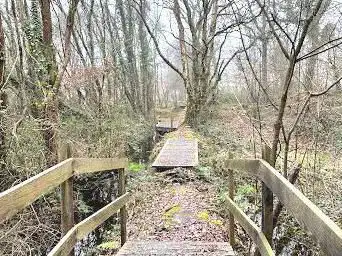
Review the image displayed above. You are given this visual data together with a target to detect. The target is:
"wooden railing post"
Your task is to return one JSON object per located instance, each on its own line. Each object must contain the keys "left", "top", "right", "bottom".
{"left": 228, "top": 152, "right": 235, "bottom": 247}
{"left": 261, "top": 145, "right": 273, "bottom": 247}
{"left": 170, "top": 115, "right": 174, "bottom": 129}
{"left": 59, "top": 143, "right": 74, "bottom": 256}
{"left": 118, "top": 168, "right": 127, "bottom": 246}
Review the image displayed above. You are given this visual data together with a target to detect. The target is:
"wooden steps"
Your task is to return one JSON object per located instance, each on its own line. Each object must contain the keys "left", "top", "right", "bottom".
{"left": 152, "top": 138, "right": 198, "bottom": 168}
{"left": 116, "top": 240, "right": 235, "bottom": 255}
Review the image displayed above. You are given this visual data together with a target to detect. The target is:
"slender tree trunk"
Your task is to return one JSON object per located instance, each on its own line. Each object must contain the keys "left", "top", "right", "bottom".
{"left": 0, "top": 13, "right": 7, "bottom": 169}
{"left": 271, "top": 57, "right": 296, "bottom": 166}
{"left": 0, "top": 13, "right": 4, "bottom": 88}
{"left": 138, "top": 0, "right": 153, "bottom": 118}
{"left": 261, "top": 13, "right": 268, "bottom": 100}
{"left": 117, "top": 0, "right": 140, "bottom": 113}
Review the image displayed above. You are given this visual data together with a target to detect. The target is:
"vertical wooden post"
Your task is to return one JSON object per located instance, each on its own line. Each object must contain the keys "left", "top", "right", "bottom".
{"left": 59, "top": 143, "right": 74, "bottom": 256}
{"left": 261, "top": 144, "right": 273, "bottom": 247}
{"left": 228, "top": 152, "right": 235, "bottom": 247}
{"left": 170, "top": 115, "right": 174, "bottom": 129}
{"left": 119, "top": 168, "right": 127, "bottom": 246}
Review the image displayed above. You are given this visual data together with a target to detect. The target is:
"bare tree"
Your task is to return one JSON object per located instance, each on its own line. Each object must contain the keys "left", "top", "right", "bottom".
{"left": 137, "top": 0, "right": 245, "bottom": 124}
{"left": 253, "top": 0, "right": 342, "bottom": 170}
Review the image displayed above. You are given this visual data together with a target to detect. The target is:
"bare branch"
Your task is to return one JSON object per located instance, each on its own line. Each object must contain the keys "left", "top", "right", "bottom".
{"left": 297, "top": 37, "right": 342, "bottom": 62}
{"left": 255, "top": 0, "right": 290, "bottom": 60}
{"left": 233, "top": 4, "right": 279, "bottom": 110}
{"left": 309, "top": 76, "right": 342, "bottom": 97}
{"left": 133, "top": 2, "right": 185, "bottom": 81}
{"left": 294, "top": 0, "right": 324, "bottom": 57}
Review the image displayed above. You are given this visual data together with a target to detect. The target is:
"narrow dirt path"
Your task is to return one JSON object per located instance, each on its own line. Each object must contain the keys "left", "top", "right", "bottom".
{"left": 127, "top": 168, "right": 228, "bottom": 243}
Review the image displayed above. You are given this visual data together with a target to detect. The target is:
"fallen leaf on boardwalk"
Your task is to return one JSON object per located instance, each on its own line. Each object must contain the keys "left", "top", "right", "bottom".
{"left": 126, "top": 168, "right": 228, "bottom": 242}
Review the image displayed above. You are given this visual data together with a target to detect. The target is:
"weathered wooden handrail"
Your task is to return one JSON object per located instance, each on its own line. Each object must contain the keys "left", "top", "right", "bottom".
{"left": 0, "top": 157, "right": 128, "bottom": 222}
{"left": 0, "top": 157, "right": 131, "bottom": 255}
{"left": 48, "top": 192, "right": 132, "bottom": 256}
{"left": 225, "top": 196, "right": 274, "bottom": 256}
{"left": 0, "top": 158, "right": 74, "bottom": 221}
{"left": 225, "top": 157, "right": 342, "bottom": 256}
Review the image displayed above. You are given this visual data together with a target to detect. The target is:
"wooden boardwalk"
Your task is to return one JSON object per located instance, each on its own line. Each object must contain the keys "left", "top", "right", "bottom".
{"left": 156, "top": 118, "right": 180, "bottom": 133}
{"left": 156, "top": 110, "right": 185, "bottom": 134}
{"left": 116, "top": 241, "right": 235, "bottom": 255}
{"left": 152, "top": 138, "right": 198, "bottom": 168}
{"left": 3, "top": 111, "right": 342, "bottom": 256}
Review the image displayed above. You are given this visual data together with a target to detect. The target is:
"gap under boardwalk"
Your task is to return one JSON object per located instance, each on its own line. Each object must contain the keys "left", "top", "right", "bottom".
{"left": 116, "top": 240, "right": 235, "bottom": 255}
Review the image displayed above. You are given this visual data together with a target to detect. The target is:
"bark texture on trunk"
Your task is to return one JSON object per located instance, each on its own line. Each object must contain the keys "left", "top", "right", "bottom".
{"left": 0, "top": 13, "right": 7, "bottom": 169}
{"left": 38, "top": 0, "right": 79, "bottom": 166}
{"left": 40, "top": 0, "right": 59, "bottom": 166}
{"left": 173, "top": 0, "right": 219, "bottom": 126}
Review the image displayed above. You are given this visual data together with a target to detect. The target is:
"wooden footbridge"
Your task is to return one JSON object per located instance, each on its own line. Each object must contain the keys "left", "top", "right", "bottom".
{"left": 156, "top": 108, "right": 186, "bottom": 134}
{"left": 152, "top": 136, "right": 198, "bottom": 168}
{"left": 1, "top": 120, "right": 342, "bottom": 255}
{"left": 154, "top": 108, "right": 198, "bottom": 169}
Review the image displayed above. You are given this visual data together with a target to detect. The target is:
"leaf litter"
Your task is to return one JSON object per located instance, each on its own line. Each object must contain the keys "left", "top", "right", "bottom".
{"left": 127, "top": 168, "right": 228, "bottom": 242}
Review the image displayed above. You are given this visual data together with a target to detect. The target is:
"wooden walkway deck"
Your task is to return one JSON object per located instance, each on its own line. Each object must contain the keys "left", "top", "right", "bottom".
{"left": 156, "top": 118, "right": 179, "bottom": 133}
{"left": 156, "top": 110, "right": 185, "bottom": 133}
{"left": 153, "top": 108, "right": 198, "bottom": 168}
{"left": 116, "top": 241, "right": 235, "bottom": 255}
{"left": 152, "top": 138, "right": 198, "bottom": 168}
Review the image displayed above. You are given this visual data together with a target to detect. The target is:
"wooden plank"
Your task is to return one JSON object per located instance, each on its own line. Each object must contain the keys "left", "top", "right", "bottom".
{"left": 61, "top": 178, "right": 74, "bottom": 234}
{"left": 156, "top": 110, "right": 185, "bottom": 130}
{"left": 228, "top": 152, "right": 235, "bottom": 247}
{"left": 76, "top": 192, "right": 132, "bottom": 239}
{"left": 225, "top": 196, "right": 274, "bottom": 256}
{"left": 225, "top": 159, "right": 260, "bottom": 174}
{"left": 59, "top": 143, "right": 74, "bottom": 256}
{"left": 152, "top": 139, "right": 198, "bottom": 168}
{"left": 0, "top": 159, "right": 73, "bottom": 222}
{"left": 227, "top": 158, "right": 342, "bottom": 255}
{"left": 156, "top": 118, "right": 180, "bottom": 129}
{"left": 119, "top": 168, "right": 127, "bottom": 246}
{"left": 258, "top": 160, "right": 342, "bottom": 256}
{"left": 48, "top": 192, "right": 132, "bottom": 256}
{"left": 261, "top": 145, "right": 273, "bottom": 248}
{"left": 73, "top": 158, "right": 128, "bottom": 174}
{"left": 156, "top": 126, "right": 177, "bottom": 133}
{"left": 0, "top": 157, "right": 128, "bottom": 223}
{"left": 117, "top": 240, "right": 235, "bottom": 255}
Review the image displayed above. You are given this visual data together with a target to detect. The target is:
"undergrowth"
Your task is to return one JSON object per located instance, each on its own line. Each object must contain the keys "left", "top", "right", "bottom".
{"left": 195, "top": 101, "right": 340, "bottom": 255}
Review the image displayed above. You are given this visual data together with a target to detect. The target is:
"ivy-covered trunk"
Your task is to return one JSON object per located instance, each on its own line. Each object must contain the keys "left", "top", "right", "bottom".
{"left": 40, "top": 0, "right": 59, "bottom": 166}
{"left": 171, "top": 0, "right": 219, "bottom": 126}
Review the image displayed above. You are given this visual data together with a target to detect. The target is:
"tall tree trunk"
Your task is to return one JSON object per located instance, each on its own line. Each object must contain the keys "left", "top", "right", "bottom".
{"left": 138, "top": 0, "right": 153, "bottom": 118}
{"left": 38, "top": 0, "right": 79, "bottom": 166}
{"left": 13, "top": 0, "right": 28, "bottom": 109}
{"left": 0, "top": 13, "right": 7, "bottom": 169}
{"left": 40, "top": 0, "right": 59, "bottom": 166}
{"left": 172, "top": 0, "right": 220, "bottom": 125}
{"left": 261, "top": 13, "right": 268, "bottom": 94}
{"left": 117, "top": 0, "right": 141, "bottom": 113}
